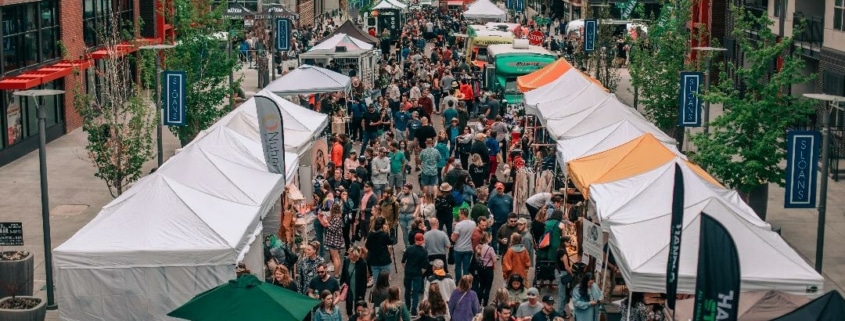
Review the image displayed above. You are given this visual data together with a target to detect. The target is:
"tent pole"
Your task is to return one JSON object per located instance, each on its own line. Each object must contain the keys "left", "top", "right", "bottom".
{"left": 600, "top": 240, "right": 610, "bottom": 293}
{"left": 626, "top": 291, "right": 632, "bottom": 321}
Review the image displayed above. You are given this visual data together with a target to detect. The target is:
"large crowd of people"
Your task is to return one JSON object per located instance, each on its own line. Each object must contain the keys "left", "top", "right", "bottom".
{"left": 259, "top": 5, "right": 650, "bottom": 321}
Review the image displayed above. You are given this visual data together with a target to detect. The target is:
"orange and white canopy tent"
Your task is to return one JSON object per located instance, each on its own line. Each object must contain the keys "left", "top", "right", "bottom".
{"left": 516, "top": 58, "right": 606, "bottom": 92}
{"left": 567, "top": 133, "right": 720, "bottom": 197}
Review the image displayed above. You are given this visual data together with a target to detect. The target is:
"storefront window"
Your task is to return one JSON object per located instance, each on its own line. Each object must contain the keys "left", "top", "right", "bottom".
{"left": 2, "top": 79, "right": 64, "bottom": 147}
{"left": 1, "top": 0, "right": 61, "bottom": 73}
{"left": 83, "top": 0, "right": 135, "bottom": 47}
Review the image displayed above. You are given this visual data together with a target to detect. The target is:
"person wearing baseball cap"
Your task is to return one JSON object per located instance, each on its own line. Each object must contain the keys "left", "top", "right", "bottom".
{"left": 402, "top": 231, "right": 429, "bottom": 315}
{"left": 531, "top": 295, "right": 562, "bottom": 321}
{"left": 516, "top": 287, "right": 543, "bottom": 320}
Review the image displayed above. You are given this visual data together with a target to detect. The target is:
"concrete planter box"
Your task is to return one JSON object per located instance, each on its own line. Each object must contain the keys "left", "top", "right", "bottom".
{"left": 0, "top": 252, "right": 34, "bottom": 298}
{"left": 0, "top": 296, "right": 46, "bottom": 321}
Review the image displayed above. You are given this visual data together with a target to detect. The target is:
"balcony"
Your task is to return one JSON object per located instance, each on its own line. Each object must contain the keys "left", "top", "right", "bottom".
{"left": 741, "top": 5, "right": 768, "bottom": 38}
{"left": 793, "top": 12, "right": 823, "bottom": 59}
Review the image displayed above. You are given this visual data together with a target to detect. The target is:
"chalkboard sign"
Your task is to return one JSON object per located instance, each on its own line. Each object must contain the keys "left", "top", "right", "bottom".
{"left": 377, "top": 9, "right": 401, "bottom": 40}
{"left": 0, "top": 222, "right": 23, "bottom": 246}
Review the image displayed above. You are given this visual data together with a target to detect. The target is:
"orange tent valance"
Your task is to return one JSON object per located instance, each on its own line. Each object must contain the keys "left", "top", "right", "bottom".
{"left": 517, "top": 57, "right": 607, "bottom": 92}
{"left": 567, "top": 133, "right": 721, "bottom": 197}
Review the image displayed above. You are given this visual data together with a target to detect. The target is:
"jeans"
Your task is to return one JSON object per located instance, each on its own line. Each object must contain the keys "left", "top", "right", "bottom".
{"left": 555, "top": 270, "right": 570, "bottom": 313}
{"left": 314, "top": 219, "right": 325, "bottom": 257}
{"left": 404, "top": 276, "right": 424, "bottom": 314}
{"left": 491, "top": 221, "right": 504, "bottom": 254}
{"left": 361, "top": 131, "right": 379, "bottom": 154}
{"left": 475, "top": 266, "right": 494, "bottom": 306}
{"left": 371, "top": 264, "right": 392, "bottom": 279}
{"left": 373, "top": 183, "right": 386, "bottom": 197}
{"left": 351, "top": 118, "right": 363, "bottom": 140}
{"left": 453, "top": 250, "right": 473, "bottom": 280}
{"left": 390, "top": 173, "right": 406, "bottom": 190}
{"left": 399, "top": 213, "right": 414, "bottom": 248}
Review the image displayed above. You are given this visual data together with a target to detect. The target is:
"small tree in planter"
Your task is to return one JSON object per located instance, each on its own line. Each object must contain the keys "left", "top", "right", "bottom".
{"left": 0, "top": 251, "right": 46, "bottom": 321}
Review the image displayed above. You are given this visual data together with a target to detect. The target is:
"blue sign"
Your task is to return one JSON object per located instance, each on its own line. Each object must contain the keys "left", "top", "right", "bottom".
{"left": 678, "top": 71, "right": 703, "bottom": 127}
{"left": 785, "top": 131, "right": 820, "bottom": 208}
{"left": 506, "top": 0, "right": 512, "bottom": 10}
{"left": 275, "top": 18, "right": 291, "bottom": 51}
{"left": 584, "top": 19, "right": 598, "bottom": 52}
{"left": 515, "top": 0, "right": 523, "bottom": 12}
{"left": 162, "top": 71, "right": 187, "bottom": 126}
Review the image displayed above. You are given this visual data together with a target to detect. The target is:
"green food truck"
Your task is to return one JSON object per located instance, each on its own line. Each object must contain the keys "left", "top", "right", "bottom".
{"left": 484, "top": 39, "right": 557, "bottom": 105}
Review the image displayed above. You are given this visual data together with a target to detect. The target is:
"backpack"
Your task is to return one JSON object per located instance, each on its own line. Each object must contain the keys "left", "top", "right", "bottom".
{"left": 451, "top": 189, "right": 464, "bottom": 207}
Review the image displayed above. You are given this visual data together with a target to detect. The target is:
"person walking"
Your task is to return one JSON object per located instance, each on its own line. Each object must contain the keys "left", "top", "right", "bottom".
{"left": 402, "top": 233, "right": 429, "bottom": 315}
{"left": 320, "top": 203, "right": 345, "bottom": 277}
{"left": 572, "top": 273, "right": 604, "bottom": 321}
{"left": 297, "top": 242, "right": 326, "bottom": 295}
{"left": 530, "top": 295, "right": 562, "bottom": 321}
{"left": 515, "top": 288, "right": 543, "bottom": 320}
{"left": 268, "top": 265, "right": 299, "bottom": 293}
{"left": 424, "top": 217, "right": 451, "bottom": 275}
{"left": 419, "top": 138, "right": 442, "bottom": 195}
{"left": 366, "top": 217, "right": 394, "bottom": 277}
{"left": 474, "top": 232, "right": 496, "bottom": 306}
{"left": 451, "top": 208, "right": 476, "bottom": 280}
{"left": 488, "top": 183, "right": 514, "bottom": 254}
{"left": 502, "top": 233, "right": 530, "bottom": 283}
{"left": 434, "top": 183, "right": 456, "bottom": 236}
{"left": 389, "top": 143, "right": 407, "bottom": 191}
{"left": 340, "top": 246, "right": 369, "bottom": 316}
{"left": 555, "top": 236, "right": 574, "bottom": 316}
{"left": 372, "top": 148, "right": 391, "bottom": 196}
{"left": 314, "top": 290, "right": 343, "bottom": 321}
{"left": 379, "top": 188, "right": 400, "bottom": 245}
{"left": 447, "top": 275, "right": 481, "bottom": 321}
{"left": 397, "top": 183, "right": 420, "bottom": 248}
{"left": 517, "top": 218, "right": 535, "bottom": 267}
{"left": 377, "top": 287, "right": 412, "bottom": 321}
{"left": 424, "top": 259, "right": 456, "bottom": 303}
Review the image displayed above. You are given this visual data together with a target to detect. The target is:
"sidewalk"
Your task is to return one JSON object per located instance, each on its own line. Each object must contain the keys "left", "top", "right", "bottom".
{"left": 0, "top": 66, "right": 261, "bottom": 321}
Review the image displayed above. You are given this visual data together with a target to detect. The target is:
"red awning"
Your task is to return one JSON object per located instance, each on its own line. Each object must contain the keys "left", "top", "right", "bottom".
{"left": 90, "top": 43, "right": 140, "bottom": 59}
{"left": 0, "top": 60, "right": 93, "bottom": 90}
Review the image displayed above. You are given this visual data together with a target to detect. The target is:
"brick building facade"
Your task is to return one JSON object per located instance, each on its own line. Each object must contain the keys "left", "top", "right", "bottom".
{"left": 0, "top": 0, "right": 168, "bottom": 167}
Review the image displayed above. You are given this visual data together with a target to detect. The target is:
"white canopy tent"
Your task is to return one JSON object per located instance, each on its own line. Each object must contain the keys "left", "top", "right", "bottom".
{"left": 544, "top": 94, "right": 674, "bottom": 143}
{"left": 608, "top": 196, "right": 824, "bottom": 295}
{"left": 463, "top": 0, "right": 506, "bottom": 20}
{"left": 54, "top": 174, "right": 264, "bottom": 321}
{"left": 556, "top": 120, "right": 683, "bottom": 166}
{"left": 264, "top": 64, "right": 352, "bottom": 96}
{"left": 195, "top": 91, "right": 328, "bottom": 156}
{"left": 296, "top": 36, "right": 377, "bottom": 89}
{"left": 523, "top": 68, "right": 609, "bottom": 116}
{"left": 589, "top": 159, "right": 765, "bottom": 229}
{"left": 371, "top": 0, "right": 407, "bottom": 10}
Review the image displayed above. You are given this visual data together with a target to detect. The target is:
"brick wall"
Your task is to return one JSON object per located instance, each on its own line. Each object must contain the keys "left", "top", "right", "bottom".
{"left": 60, "top": 0, "right": 87, "bottom": 131}
{"left": 299, "top": 0, "right": 315, "bottom": 28}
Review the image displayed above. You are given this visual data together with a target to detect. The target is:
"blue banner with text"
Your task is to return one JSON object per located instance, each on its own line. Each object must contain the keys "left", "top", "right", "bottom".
{"left": 678, "top": 71, "right": 703, "bottom": 127}
{"left": 162, "top": 71, "right": 187, "bottom": 127}
{"left": 785, "top": 130, "right": 820, "bottom": 208}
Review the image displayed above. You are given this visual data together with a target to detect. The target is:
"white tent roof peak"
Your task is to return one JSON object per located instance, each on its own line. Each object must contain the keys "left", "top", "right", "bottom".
{"left": 556, "top": 120, "right": 683, "bottom": 165}
{"left": 372, "top": 0, "right": 407, "bottom": 10}
{"left": 310, "top": 33, "right": 374, "bottom": 51}
{"left": 463, "top": 0, "right": 506, "bottom": 20}
{"left": 55, "top": 174, "right": 261, "bottom": 266}
{"left": 609, "top": 197, "right": 823, "bottom": 295}
{"left": 264, "top": 64, "right": 352, "bottom": 96}
{"left": 524, "top": 68, "right": 606, "bottom": 111}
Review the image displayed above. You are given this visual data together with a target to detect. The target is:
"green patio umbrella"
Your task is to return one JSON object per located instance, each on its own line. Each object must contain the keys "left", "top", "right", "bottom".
{"left": 168, "top": 274, "right": 320, "bottom": 321}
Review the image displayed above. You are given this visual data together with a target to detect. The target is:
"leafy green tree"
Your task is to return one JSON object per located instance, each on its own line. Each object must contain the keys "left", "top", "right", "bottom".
{"left": 76, "top": 14, "right": 156, "bottom": 197}
{"left": 628, "top": 0, "right": 692, "bottom": 143}
{"left": 690, "top": 5, "right": 816, "bottom": 216}
{"left": 153, "top": 0, "right": 242, "bottom": 145}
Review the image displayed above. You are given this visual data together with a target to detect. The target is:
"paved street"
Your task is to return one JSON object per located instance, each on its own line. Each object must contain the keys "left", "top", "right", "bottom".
{"left": 1, "top": 56, "right": 843, "bottom": 320}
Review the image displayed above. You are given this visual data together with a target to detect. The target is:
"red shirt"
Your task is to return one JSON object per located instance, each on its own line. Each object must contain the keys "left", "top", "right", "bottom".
{"left": 332, "top": 142, "right": 344, "bottom": 167}
{"left": 418, "top": 96, "right": 434, "bottom": 116}
{"left": 460, "top": 83, "right": 474, "bottom": 101}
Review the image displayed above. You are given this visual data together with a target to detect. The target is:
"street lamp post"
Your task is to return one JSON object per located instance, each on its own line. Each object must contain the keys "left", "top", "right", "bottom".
{"left": 139, "top": 44, "right": 177, "bottom": 167}
{"left": 13, "top": 89, "right": 66, "bottom": 310}
{"left": 802, "top": 93, "right": 844, "bottom": 273}
{"left": 692, "top": 46, "right": 727, "bottom": 135}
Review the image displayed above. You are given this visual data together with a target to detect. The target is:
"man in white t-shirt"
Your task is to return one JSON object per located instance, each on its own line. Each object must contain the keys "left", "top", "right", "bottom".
{"left": 525, "top": 192, "right": 552, "bottom": 220}
{"left": 516, "top": 287, "right": 543, "bottom": 320}
{"left": 451, "top": 208, "right": 477, "bottom": 280}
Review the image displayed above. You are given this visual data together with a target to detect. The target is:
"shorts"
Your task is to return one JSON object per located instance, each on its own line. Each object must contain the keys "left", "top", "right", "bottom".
{"left": 420, "top": 174, "right": 438, "bottom": 186}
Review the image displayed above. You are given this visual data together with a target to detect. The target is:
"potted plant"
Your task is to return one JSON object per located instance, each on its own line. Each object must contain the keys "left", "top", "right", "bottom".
{"left": 0, "top": 251, "right": 45, "bottom": 321}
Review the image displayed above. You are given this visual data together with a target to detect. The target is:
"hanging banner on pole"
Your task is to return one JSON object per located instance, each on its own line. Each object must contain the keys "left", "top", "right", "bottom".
{"left": 584, "top": 19, "right": 597, "bottom": 53}
{"left": 666, "top": 163, "right": 685, "bottom": 310}
{"left": 678, "top": 71, "right": 704, "bottom": 127}
{"left": 255, "top": 95, "right": 287, "bottom": 184}
{"left": 515, "top": 0, "right": 524, "bottom": 13}
{"left": 162, "top": 71, "right": 187, "bottom": 126}
{"left": 784, "top": 130, "right": 820, "bottom": 208}
{"left": 621, "top": 0, "right": 638, "bottom": 20}
{"left": 275, "top": 18, "right": 291, "bottom": 51}
{"left": 692, "top": 214, "right": 741, "bottom": 321}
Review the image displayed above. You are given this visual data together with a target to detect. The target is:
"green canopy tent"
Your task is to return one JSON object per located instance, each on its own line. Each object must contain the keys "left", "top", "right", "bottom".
{"left": 168, "top": 274, "right": 320, "bottom": 321}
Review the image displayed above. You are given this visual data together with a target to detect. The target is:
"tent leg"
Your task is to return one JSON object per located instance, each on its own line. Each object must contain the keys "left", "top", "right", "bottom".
{"left": 626, "top": 291, "right": 632, "bottom": 321}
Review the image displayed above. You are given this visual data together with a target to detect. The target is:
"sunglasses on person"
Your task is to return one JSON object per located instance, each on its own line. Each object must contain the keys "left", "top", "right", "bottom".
{"left": 509, "top": 220, "right": 517, "bottom": 223}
